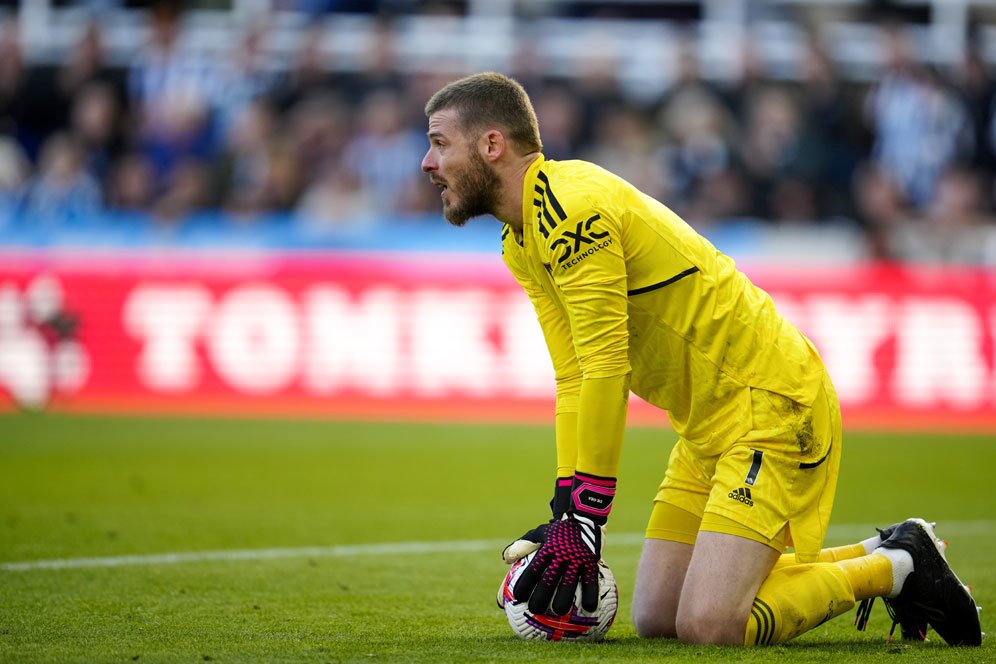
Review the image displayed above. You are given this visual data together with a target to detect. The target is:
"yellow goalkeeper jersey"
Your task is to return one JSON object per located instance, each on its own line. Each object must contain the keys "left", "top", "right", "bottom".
{"left": 502, "top": 155, "right": 826, "bottom": 478}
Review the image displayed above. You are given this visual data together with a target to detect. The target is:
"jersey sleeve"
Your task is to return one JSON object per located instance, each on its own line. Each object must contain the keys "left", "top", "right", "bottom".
{"left": 540, "top": 207, "right": 631, "bottom": 479}
{"left": 503, "top": 233, "right": 581, "bottom": 479}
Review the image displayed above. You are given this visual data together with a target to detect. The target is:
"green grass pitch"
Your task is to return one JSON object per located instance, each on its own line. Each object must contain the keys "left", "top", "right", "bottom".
{"left": 1, "top": 412, "right": 993, "bottom": 663}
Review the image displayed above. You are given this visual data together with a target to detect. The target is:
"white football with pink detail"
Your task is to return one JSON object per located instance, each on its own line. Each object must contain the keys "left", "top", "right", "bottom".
{"left": 496, "top": 550, "right": 618, "bottom": 641}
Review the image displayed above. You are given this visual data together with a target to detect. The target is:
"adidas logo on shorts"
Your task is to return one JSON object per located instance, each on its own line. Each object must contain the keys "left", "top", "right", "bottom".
{"left": 728, "top": 487, "right": 754, "bottom": 507}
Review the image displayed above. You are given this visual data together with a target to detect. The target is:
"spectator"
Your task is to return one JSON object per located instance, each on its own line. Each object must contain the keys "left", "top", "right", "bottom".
{"left": 739, "top": 86, "right": 819, "bottom": 221}
{"left": 286, "top": 92, "right": 354, "bottom": 179}
{"left": 406, "top": 70, "right": 463, "bottom": 128}
{"left": 852, "top": 161, "right": 911, "bottom": 260}
{"left": 216, "top": 97, "right": 304, "bottom": 217}
{"left": 128, "top": 0, "right": 219, "bottom": 186}
{"left": 211, "top": 20, "right": 281, "bottom": 141}
{"left": 273, "top": 24, "right": 346, "bottom": 114}
{"left": 56, "top": 23, "right": 127, "bottom": 132}
{"left": 569, "top": 43, "right": 626, "bottom": 152}
{"left": 297, "top": 162, "right": 378, "bottom": 227}
{"left": 258, "top": 137, "right": 304, "bottom": 214}
{"left": 681, "top": 167, "right": 750, "bottom": 228}
{"left": 0, "top": 21, "right": 50, "bottom": 160}
{"left": 18, "top": 133, "right": 102, "bottom": 221}
{"left": 395, "top": 169, "right": 444, "bottom": 217}
{"left": 0, "top": 136, "right": 29, "bottom": 218}
{"left": 654, "top": 57, "right": 740, "bottom": 221}
{"left": 70, "top": 81, "right": 125, "bottom": 183}
{"left": 952, "top": 39, "right": 995, "bottom": 171}
{"left": 341, "top": 89, "right": 426, "bottom": 214}
{"left": 151, "top": 157, "right": 212, "bottom": 223}
{"left": 0, "top": 21, "right": 23, "bottom": 136}
{"left": 5, "top": 22, "right": 125, "bottom": 165}
{"left": 349, "top": 15, "right": 407, "bottom": 101}
{"left": 507, "top": 34, "right": 551, "bottom": 98}
{"left": 721, "top": 29, "right": 770, "bottom": 122}
{"left": 952, "top": 39, "right": 996, "bottom": 215}
{"left": 654, "top": 38, "right": 727, "bottom": 117}
{"left": 580, "top": 104, "right": 669, "bottom": 202}
{"left": 214, "top": 96, "right": 278, "bottom": 213}
{"left": 888, "top": 166, "right": 995, "bottom": 263}
{"left": 105, "top": 152, "right": 156, "bottom": 212}
{"left": 864, "top": 25, "right": 974, "bottom": 209}
{"left": 795, "top": 38, "right": 862, "bottom": 220}
{"left": 531, "top": 84, "right": 584, "bottom": 161}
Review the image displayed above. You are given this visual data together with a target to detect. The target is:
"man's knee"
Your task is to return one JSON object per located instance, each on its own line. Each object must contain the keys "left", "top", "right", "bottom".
{"left": 674, "top": 601, "right": 747, "bottom": 645}
{"left": 631, "top": 600, "right": 676, "bottom": 639}
{"left": 630, "top": 580, "right": 678, "bottom": 639}
{"left": 673, "top": 530, "right": 780, "bottom": 645}
{"left": 631, "top": 537, "right": 691, "bottom": 639}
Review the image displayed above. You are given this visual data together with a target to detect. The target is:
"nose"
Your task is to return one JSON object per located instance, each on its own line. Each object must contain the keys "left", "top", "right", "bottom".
{"left": 421, "top": 148, "right": 436, "bottom": 173}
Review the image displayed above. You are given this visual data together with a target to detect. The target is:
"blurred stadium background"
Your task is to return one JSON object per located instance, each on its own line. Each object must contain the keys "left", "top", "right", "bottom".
{"left": 1, "top": 0, "right": 996, "bottom": 426}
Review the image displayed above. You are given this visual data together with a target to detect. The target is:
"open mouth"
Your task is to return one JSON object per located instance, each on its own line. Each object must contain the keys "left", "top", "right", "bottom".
{"left": 432, "top": 179, "right": 449, "bottom": 199}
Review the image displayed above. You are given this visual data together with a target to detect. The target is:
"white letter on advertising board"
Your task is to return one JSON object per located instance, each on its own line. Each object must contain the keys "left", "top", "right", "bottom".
{"left": 207, "top": 285, "right": 300, "bottom": 394}
{"left": 497, "top": 291, "right": 555, "bottom": 397}
{"left": 302, "top": 286, "right": 402, "bottom": 396}
{"left": 893, "top": 298, "right": 986, "bottom": 408}
{"left": 123, "top": 285, "right": 212, "bottom": 391}
{"left": 806, "top": 295, "right": 893, "bottom": 404}
{"left": 409, "top": 289, "right": 496, "bottom": 396}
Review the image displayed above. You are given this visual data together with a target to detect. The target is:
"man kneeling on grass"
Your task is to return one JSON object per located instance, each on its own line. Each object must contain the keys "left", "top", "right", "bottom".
{"left": 420, "top": 71, "right": 983, "bottom": 647}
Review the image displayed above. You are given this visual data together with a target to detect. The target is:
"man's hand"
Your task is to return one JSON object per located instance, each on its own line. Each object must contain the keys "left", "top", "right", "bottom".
{"left": 501, "top": 523, "right": 547, "bottom": 564}
{"left": 501, "top": 476, "right": 574, "bottom": 564}
{"left": 512, "top": 514, "right": 602, "bottom": 615}
{"left": 506, "top": 471, "right": 615, "bottom": 616}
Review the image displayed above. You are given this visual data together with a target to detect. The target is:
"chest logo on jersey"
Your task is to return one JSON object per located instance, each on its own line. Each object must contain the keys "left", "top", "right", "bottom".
{"left": 550, "top": 214, "right": 612, "bottom": 269}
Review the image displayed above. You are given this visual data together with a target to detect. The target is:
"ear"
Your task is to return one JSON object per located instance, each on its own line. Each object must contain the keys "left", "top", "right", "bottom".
{"left": 479, "top": 129, "right": 507, "bottom": 163}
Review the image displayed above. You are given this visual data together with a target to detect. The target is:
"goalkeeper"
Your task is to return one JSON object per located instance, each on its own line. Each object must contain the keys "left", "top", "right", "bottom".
{"left": 420, "top": 72, "right": 981, "bottom": 647}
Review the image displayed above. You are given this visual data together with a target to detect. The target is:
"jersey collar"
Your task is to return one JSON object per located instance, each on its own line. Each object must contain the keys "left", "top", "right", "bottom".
{"left": 520, "top": 154, "right": 546, "bottom": 233}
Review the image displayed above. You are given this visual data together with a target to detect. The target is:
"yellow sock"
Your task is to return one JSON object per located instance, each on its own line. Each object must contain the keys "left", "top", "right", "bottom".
{"left": 744, "top": 563, "right": 856, "bottom": 645}
{"left": 819, "top": 543, "right": 871, "bottom": 564}
{"left": 771, "top": 542, "right": 871, "bottom": 573}
{"left": 745, "top": 552, "right": 896, "bottom": 645}
{"left": 836, "top": 552, "right": 894, "bottom": 600}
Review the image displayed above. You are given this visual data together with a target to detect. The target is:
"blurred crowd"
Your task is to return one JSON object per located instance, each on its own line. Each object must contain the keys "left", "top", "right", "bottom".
{"left": 1, "top": 4, "right": 996, "bottom": 262}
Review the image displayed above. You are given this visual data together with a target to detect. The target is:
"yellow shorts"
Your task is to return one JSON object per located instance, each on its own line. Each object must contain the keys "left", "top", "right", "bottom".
{"left": 646, "top": 373, "right": 842, "bottom": 562}
{"left": 646, "top": 501, "right": 790, "bottom": 551}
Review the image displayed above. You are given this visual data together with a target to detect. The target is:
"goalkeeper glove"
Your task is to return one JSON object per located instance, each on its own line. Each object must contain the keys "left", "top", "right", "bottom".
{"left": 550, "top": 475, "right": 573, "bottom": 520}
{"left": 511, "top": 472, "right": 616, "bottom": 616}
{"left": 500, "top": 477, "right": 574, "bottom": 564}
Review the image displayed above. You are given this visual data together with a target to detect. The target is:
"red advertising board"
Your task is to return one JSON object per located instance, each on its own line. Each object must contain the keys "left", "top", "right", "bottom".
{"left": 1, "top": 249, "right": 995, "bottom": 431}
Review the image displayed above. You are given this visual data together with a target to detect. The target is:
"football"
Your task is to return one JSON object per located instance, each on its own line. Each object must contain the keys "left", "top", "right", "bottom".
{"left": 496, "top": 550, "right": 618, "bottom": 641}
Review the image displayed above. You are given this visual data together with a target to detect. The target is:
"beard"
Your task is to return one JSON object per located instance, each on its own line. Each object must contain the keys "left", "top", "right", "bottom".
{"left": 442, "top": 150, "right": 501, "bottom": 227}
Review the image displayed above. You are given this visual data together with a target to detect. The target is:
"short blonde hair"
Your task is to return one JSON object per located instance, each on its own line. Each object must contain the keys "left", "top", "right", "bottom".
{"left": 425, "top": 72, "right": 542, "bottom": 154}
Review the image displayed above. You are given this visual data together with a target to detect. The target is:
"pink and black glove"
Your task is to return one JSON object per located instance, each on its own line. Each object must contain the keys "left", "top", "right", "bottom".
{"left": 500, "top": 477, "right": 573, "bottom": 564}
{"left": 510, "top": 472, "right": 616, "bottom": 616}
